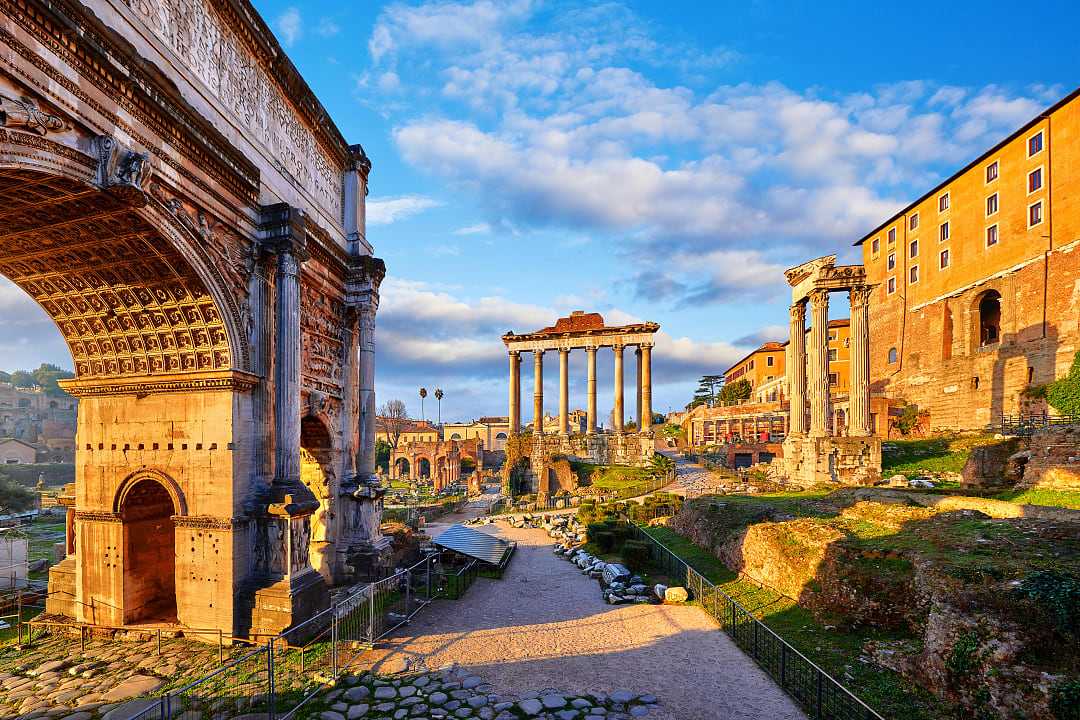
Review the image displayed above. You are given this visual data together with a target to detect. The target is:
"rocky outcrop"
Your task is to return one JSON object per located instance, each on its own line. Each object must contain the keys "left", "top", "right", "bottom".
{"left": 960, "top": 437, "right": 1021, "bottom": 489}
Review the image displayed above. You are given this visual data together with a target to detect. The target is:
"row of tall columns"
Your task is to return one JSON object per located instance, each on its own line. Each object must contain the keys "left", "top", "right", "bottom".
{"left": 785, "top": 286, "right": 873, "bottom": 438}
{"left": 506, "top": 344, "right": 653, "bottom": 434}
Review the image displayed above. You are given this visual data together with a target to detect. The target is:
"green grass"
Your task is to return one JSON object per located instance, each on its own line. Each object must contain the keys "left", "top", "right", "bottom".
{"left": 993, "top": 488, "right": 1080, "bottom": 510}
{"left": 641, "top": 525, "right": 948, "bottom": 720}
{"left": 881, "top": 434, "right": 1001, "bottom": 482}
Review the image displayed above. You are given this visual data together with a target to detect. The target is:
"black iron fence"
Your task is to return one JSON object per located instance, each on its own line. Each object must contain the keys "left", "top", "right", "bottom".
{"left": 628, "top": 524, "right": 884, "bottom": 720}
{"left": 1000, "top": 412, "right": 1080, "bottom": 436}
{"left": 15, "top": 553, "right": 486, "bottom": 720}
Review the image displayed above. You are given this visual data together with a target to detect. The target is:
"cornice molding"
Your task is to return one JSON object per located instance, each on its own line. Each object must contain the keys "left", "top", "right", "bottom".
{"left": 59, "top": 369, "right": 260, "bottom": 397}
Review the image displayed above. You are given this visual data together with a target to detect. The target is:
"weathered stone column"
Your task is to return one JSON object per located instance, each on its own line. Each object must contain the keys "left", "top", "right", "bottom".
{"left": 586, "top": 347, "right": 597, "bottom": 435}
{"left": 635, "top": 347, "right": 643, "bottom": 429}
{"left": 787, "top": 301, "right": 808, "bottom": 435}
{"left": 848, "top": 285, "right": 873, "bottom": 436}
{"left": 559, "top": 348, "right": 570, "bottom": 435}
{"left": 613, "top": 344, "right": 625, "bottom": 434}
{"left": 641, "top": 344, "right": 653, "bottom": 431}
{"left": 508, "top": 351, "right": 521, "bottom": 433}
{"left": 353, "top": 258, "right": 385, "bottom": 482}
{"left": 533, "top": 350, "right": 545, "bottom": 434}
{"left": 807, "top": 289, "right": 831, "bottom": 438}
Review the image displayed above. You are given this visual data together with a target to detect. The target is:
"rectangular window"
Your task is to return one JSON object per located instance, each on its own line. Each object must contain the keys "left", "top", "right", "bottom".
{"left": 872, "top": 238, "right": 880, "bottom": 255}
{"left": 1028, "top": 167, "right": 1043, "bottom": 193}
{"left": 1029, "top": 200, "right": 1044, "bottom": 227}
{"left": 986, "top": 224, "right": 999, "bottom": 246}
{"left": 1029, "top": 131, "right": 1044, "bottom": 157}
{"left": 986, "top": 193, "right": 998, "bottom": 216}
{"left": 909, "top": 265, "right": 919, "bottom": 284}
{"left": 940, "top": 248, "right": 950, "bottom": 268}
{"left": 767, "top": 356, "right": 774, "bottom": 367}
{"left": 887, "top": 227, "right": 896, "bottom": 244}
{"left": 828, "top": 348, "right": 838, "bottom": 361}
{"left": 909, "top": 213, "right": 919, "bottom": 231}
{"left": 940, "top": 221, "right": 950, "bottom": 242}
{"left": 939, "top": 192, "right": 950, "bottom": 212}
{"left": 909, "top": 239, "right": 919, "bottom": 258}
{"left": 828, "top": 372, "right": 839, "bottom": 385}
{"left": 887, "top": 252, "right": 896, "bottom": 270}
{"left": 887, "top": 277, "right": 896, "bottom": 294}
{"left": 986, "top": 160, "right": 999, "bottom": 183}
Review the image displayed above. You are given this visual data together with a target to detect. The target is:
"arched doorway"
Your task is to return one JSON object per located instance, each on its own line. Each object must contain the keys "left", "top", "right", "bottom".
{"left": 394, "top": 457, "right": 410, "bottom": 479}
{"left": 417, "top": 457, "right": 431, "bottom": 479}
{"left": 978, "top": 290, "right": 1002, "bottom": 347}
{"left": 300, "top": 416, "right": 334, "bottom": 583}
{"left": 119, "top": 477, "right": 179, "bottom": 624}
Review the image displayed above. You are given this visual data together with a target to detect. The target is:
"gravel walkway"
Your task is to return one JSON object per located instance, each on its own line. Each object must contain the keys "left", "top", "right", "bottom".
{"left": 367, "top": 521, "right": 806, "bottom": 720}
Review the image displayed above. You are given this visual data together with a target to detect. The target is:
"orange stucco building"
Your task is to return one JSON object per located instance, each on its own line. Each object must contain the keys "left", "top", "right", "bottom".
{"left": 858, "top": 87, "right": 1080, "bottom": 430}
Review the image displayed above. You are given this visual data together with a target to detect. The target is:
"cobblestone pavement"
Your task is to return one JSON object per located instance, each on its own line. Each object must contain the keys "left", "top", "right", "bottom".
{"left": 364, "top": 521, "right": 806, "bottom": 720}
{"left": 661, "top": 453, "right": 724, "bottom": 498}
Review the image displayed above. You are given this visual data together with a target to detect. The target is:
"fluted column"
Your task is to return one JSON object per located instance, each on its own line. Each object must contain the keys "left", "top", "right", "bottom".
{"left": 508, "top": 351, "right": 521, "bottom": 433}
{"left": 272, "top": 236, "right": 307, "bottom": 489}
{"left": 355, "top": 262, "right": 384, "bottom": 482}
{"left": 559, "top": 348, "right": 570, "bottom": 435}
{"left": 641, "top": 344, "right": 653, "bottom": 431}
{"left": 533, "top": 350, "right": 545, "bottom": 434}
{"left": 586, "top": 347, "right": 597, "bottom": 434}
{"left": 849, "top": 285, "right": 873, "bottom": 436}
{"left": 787, "top": 301, "right": 808, "bottom": 435}
{"left": 613, "top": 344, "right": 625, "bottom": 434}
{"left": 808, "top": 289, "right": 831, "bottom": 438}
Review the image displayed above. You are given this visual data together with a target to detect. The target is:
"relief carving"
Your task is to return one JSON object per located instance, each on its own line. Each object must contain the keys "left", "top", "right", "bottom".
{"left": 0, "top": 94, "right": 65, "bottom": 135}
{"left": 300, "top": 277, "right": 345, "bottom": 395}
{"left": 93, "top": 135, "right": 152, "bottom": 192}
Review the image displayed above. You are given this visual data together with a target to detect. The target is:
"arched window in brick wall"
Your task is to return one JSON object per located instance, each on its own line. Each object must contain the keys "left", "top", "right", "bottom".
{"left": 887, "top": 347, "right": 898, "bottom": 364}
{"left": 978, "top": 290, "right": 1002, "bottom": 347}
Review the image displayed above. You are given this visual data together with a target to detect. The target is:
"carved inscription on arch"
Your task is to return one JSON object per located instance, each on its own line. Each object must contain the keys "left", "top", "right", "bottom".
{"left": 122, "top": 0, "right": 342, "bottom": 221}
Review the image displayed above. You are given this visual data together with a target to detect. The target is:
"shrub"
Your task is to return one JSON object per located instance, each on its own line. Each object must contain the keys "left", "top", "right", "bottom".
{"left": 1050, "top": 679, "right": 1080, "bottom": 720}
{"left": 622, "top": 540, "right": 651, "bottom": 571}
{"left": 1046, "top": 351, "right": 1080, "bottom": 416}
{"left": 592, "top": 531, "right": 615, "bottom": 552}
{"left": 1017, "top": 570, "right": 1080, "bottom": 636}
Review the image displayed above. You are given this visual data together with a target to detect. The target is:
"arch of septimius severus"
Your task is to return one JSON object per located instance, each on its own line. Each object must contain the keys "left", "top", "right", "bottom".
{"left": 0, "top": 0, "right": 388, "bottom": 637}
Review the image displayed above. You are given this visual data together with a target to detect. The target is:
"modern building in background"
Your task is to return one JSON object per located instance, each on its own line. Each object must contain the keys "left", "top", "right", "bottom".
{"left": 858, "top": 88, "right": 1080, "bottom": 430}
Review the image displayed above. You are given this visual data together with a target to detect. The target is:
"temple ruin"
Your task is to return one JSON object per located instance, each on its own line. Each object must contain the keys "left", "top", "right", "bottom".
{"left": 501, "top": 312, "right": 658, "bottom": 495}
{"left": 779, "top": 256, "right": 882, "bottom": 486}
{"left": 0, "top": 0, "right": 389, "bottom": 638}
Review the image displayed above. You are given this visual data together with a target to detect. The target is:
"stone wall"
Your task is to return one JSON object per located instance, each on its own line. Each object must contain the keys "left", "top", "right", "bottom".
{"left": 779, "top": 435, "right": 882, "bottom": 487}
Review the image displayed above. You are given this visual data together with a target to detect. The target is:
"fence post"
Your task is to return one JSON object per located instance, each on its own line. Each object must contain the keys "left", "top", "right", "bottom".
{"left": 426, "top": 556, "right": 432, "bottom": 600}
{"left": 816, "top": 670, "right": 823, "bottom": 719}
{"left": 267, "top": 639, "right": 276, "bottom": 720}
{"left": 218, "top": 630, "right": 223, "bottom": 665}
{"left": 16, "top": 591, "right": 22, "bottom": 646}
{"left": 368, "top": 584, "right": 375, "bottom": 643}
{"left": 331, "top": 600, "right": 339, "bottom": 679}
{"left": 157, "top": 629, "right": 162, "bottom": 655}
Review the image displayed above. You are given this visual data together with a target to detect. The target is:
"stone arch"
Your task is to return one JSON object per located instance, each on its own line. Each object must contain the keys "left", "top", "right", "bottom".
{"left": 115, "top": 471, "right": 183, "bottom": 623}
{"left": 976, "top": 289, "right": 1002, "bottom": 349}
{"left": 0, "top": 160, "right": 247, "bottom": 381}
{"left": 113, "top": 468, "right": 187, "bottom": 516}
{"left": 415, "top": 456, "right": 432, "bottom": 479}
{"left": 394, "top": 456, "right": 410, "bottom": 479}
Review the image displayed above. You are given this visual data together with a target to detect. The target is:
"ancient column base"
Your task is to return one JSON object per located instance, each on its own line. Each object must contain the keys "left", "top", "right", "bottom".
{"left": 780, "top": 434, "right": 882, "bottom": 487}
{"left": 245, "top": 569, "right": 329, "bottom": 641}
{"left": 45, "top": 555, "right": 78, "bottom": 618}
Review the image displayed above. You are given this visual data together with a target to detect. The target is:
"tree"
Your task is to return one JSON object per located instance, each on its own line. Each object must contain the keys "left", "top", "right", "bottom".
{"left": 378, "top": 399, "right": 410, "bottom": 451}
{"left": 9, "top": 370, "right": 35, "bottom": 388}
{"left": 660, "top": 424, "right": 683, "bottom": 442}
{"left": 375, "top": 439, "right": 392, "bottom": 474}
{"left": 718, "top": 378, "right": 751, "bottom": 404}
{"left": 32, "top": 363, "right": 74, "bottom": 397}
{"left": 688, "top": 374, "right": 725, "bottom": 409}
{"left": 0, "top": 472, "right": 35, "bottom": 515}
{"left": 419, "top": 387, "right": 428, "bottom": 421}
{"left": 1046, "top": 351, "right": 1080, "bottom": 415}
{"left": 434, "top": 388, "right": 444, "bottom": 425}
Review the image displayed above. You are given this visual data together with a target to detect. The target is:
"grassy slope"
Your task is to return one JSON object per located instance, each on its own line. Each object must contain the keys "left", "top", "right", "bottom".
{"left": 881, "top": 435, "right": 1003, "bottom": 483}
{"left": 994, "top": 487, "right": 1080, "bottom": 510}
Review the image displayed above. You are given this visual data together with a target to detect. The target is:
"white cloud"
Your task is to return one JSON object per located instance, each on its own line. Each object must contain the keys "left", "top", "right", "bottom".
{"left": 366, "top": 195, "right": 443, "bottom": 225}
{"left": 453, "top": 223, "right": 491, "bottom": 235}
{"left": 369, "top": 0, "right": 535, "bottom": 62}
{"left": 275, "top": 7, "right": 303, "bottom": 47}
{"left": 317, "top": 17, "right": 340, "bottom": 37}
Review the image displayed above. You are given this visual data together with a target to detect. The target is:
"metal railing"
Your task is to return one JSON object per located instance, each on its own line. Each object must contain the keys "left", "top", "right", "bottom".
{"left": 628, "top": 524, "right": 884, "bottom": 720}
{"left": 116, "top": 554, "right": 477, "bottom": 720}
{"left": 1000, "top": 412, "right": 1080, "bottom": 435}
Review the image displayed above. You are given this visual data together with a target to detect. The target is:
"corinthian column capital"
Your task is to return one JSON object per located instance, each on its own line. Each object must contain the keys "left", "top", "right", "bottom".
{"left": 849, "top": 284, "right": 873, "bottom": 310}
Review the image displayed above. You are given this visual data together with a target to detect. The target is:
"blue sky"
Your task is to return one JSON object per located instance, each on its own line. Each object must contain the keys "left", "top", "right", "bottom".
{"left": 2, "top": 0, "right": 1078, "bottom": 423}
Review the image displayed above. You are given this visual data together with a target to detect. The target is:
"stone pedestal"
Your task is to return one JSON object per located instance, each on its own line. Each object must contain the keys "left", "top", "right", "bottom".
{"left": 781, "top": 434, "right": 882, "bottom": 487}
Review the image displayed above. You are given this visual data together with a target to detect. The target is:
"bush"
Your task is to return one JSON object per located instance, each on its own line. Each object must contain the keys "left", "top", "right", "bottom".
{"left": 592, "top": 531, "right": 615, "bottom": 552}
{"left": 1050, "top": 679, "right": 1080, "bottom": 720}
{"left": 1017, "top": 570, "right": 1080, "bottom": 636}
{"left": 1047, "top": 351, "right": 1080, "bottom": 415}
{"left": 622, "top": 540, "right": 651, "bottom": 571}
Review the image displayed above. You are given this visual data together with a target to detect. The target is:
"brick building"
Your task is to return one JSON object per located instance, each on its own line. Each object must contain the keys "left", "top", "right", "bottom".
{"left": 858, "top": 88, "right": 1080, "bottom": 431}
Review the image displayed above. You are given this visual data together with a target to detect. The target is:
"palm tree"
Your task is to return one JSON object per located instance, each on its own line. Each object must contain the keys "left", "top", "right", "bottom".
{"left": 419, "top": 387, "right": 427, "bottom": 421}
{"left": 434, "top": 388, "right": 444, "bottom": 425}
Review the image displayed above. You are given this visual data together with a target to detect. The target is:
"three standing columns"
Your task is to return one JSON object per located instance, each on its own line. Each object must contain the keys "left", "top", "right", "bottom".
{"left": 807, "top": 289, "right": 831, "bottom": 438}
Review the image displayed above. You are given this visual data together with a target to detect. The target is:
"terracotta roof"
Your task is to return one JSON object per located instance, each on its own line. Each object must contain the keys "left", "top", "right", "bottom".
{"left": 536, "top": 311, "right": 606, "bottom": 335}
{"left": 828, "top": 318, "right": 850, "bottom": 328}
{"left": 375, "top": 418, "right": 436, "bottom": 433}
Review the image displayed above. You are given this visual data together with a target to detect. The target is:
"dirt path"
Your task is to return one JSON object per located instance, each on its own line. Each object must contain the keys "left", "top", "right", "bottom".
{"left": 367, "top": 521, "right": 806, "bottom": 720}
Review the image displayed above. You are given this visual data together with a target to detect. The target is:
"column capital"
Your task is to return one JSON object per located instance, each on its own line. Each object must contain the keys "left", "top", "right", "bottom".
{"left": 258, "top": 203, "right": 309, "bottom": 262}
{"left": 808, "top": 287, "right": 830, "bottom": 310}
{"left": 790, "top": 300, "right": 807, "bottom": 319}
{"left": 509, "top": 349, "right": 520, "bottom": 358}
{"left": 849, "top": 284, "right": 873, "bottom": 309}
{"left": 347, "top": 143, "right": 373, "bottom": 181}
